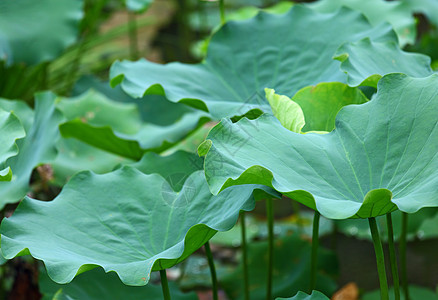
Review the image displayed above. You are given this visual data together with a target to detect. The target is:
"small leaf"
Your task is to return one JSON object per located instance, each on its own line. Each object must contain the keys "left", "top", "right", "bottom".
{"left": 1, "top": 167, "right": 276, "bottom": 285}
{"left": 0, "top": 108, "right": 25, "bottom": 175}
{"left": 265, "top": 88, "right": 305, "bottom": 133}
{"left": 276, "top": 290, "right": 329, "bottom": 300}
{"left": 334, "top": 38, "right": 432, "bottom": 87}
{"left": 0, "top": 167, "right": 12, "bottom": 182}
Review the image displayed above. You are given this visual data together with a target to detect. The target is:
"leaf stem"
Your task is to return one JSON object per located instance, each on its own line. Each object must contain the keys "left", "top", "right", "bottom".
{"left": 369, "top": 217, "right": 389, "bottom": 300}
{"left": 128, "top": 12, "right": 139, "bottom": 60}
{"left": 386, "top": 213, "right": 400, "bottom": 300}
{"left": 400, "top": 212, "right": 410, "bottom": 300}
{"left": 219, "top": 0, "right": 225, "bottom": 25}
{"left": 205, "top": 241, "right": 219, "bottom": 300}
{"left": 160, "top": 269, "right": 171, "bottom": 300}
{"left": 240, "top": 211, "right": 250, "bottom": 300}
{"left": 266, "top": 198, "right": 274, "bottom": 300}
{"left": 310, "top": 211, "right": 320, "bottom": 292}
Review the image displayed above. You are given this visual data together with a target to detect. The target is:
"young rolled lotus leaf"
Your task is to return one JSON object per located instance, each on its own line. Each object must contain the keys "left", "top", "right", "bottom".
{"left": 0, "top": 108, "right": 25, "bottom": 181}
{"left": 110, "top": 5, "right": 395, "bottom": 119}
{"left": 58, "top": 90, "right": 210, "bottom": 160}
{"left": 334, "top": 38, "right": 433, "bottom": 88}
{"left": 0, "top": 167, "right": 277, "bottom": 286}
{"left": 39, "top": 267, "right": 197, "bottom": 300}
{"left": 308, "top": 0, "right": 416, "bottom": 46}
{"left": 0, "top": 92, "right": 63, "bottom": 209}
{"left": 276, "top": 290, "right": 329, "bottom": 300}
{"left": 0, "top": 0, "right": 83, "bottom": 66}
{"left": 201, "top": 74, "right": 438, "bottom": 219}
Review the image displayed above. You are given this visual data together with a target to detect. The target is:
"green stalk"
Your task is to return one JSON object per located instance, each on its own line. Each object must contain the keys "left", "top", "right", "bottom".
{"left": 205, "top": 241, "right": 219, "bottom": 300}
{"left": 310, "top": 211, "right": 320, "bottom": 292}
{"left": 400, "top": 212, "right": 410, "bottom": 300}
{"left": 386, "top": 213, "right": 400, "bottom": 300}
{"left": 369, "top": 217, "right": 389, "bottom": 300}
{"left": 266, "top": 198, "right": 274, "bottom": 300}
{"left": 240, "top": 211, "right": 250, "bottom": 300}
{"left": 219, "top": 0, "right": 225, "bottom": 25}
{"left": 128, "top": 12, "right": 139, "bottom": 60}
{"left": 160, "top": 269, "right": 171, "bottom": 300}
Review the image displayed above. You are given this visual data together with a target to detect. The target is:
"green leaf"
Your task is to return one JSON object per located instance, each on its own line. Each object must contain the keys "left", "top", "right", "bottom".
{"left": 309, "top": 0, "right": 417, "bottom": 46}
{"left": 203, "top": 74, "right": 438, "bottom": 219}
{"left": 0, "top": 92, "right": 63, "bottom": 209}
{"left": 39, "top": 267, "right": 197, "bottom": 300}
{"left": 401, "top": 0, "right": 438, "bottom": 27}
{"left": 220, "top": 234, "right": 337, "bottom": 299}
{"left": 73, "top": 76, "right": 194, "bottom": 126}
{"left": 0, "top": 0, "right": 83, "bottom": 65}
{"left": 110, "top": 5, "right": 395, "bottom": 119}
{"left": 50, "top": 138, "right": 132, "bottom": 186}
{"left": 334, "top": 38, "right": 432, "bottom": 87}
{"left": 59, "top": 90, "right": 210, "bottom": 159}
{"left": 0, "top": 108, "right": 25, "bottom": 177}
{"left": 277, "top": 290, "right": 329, "bottom": 300}
{"left": 265, "top": 88, "right": 305, "bottom": 133}
{"left": 129, "top": 151, "right": 203, "bottom": 191}
{"left": 1, "top": 167, "right": 276, "bottom": 286}
{"left": 292, "top": 82, "right": 368, "bottom": 132}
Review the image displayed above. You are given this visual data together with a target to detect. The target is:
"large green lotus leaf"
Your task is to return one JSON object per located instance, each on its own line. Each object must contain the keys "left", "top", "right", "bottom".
{"left": 202, "top": 74, "right": 438, "bottom": 219}
{"left": 334, "top": 39, "right": 433, "bottom": 87}
{"left": 220, "top": 234, "right": 337, "bottom": 299}
{"left": 0, "top": 92, "right": 63, "bottom": 209}
{"left": 57, "top": 90, "right": 141, "bottom": 135}
{"left": 129, "top": 151, "right": 203, "bottom": 191}
{"left": 59, "top": 90, "right": 210, "bottom": 160}
{"left": 309, "top": 0, "right": 416, "bottom": 46}
{"left": 50, "top": 138, "right": 132, "bottom": 186}
{"left": 39, "top": 268, "right": 197, "bottom": 300}
{"left": 73, "top": 76, "right": 194, "bottom": 126}
{"left": 277, "top": 291, "right": 329, "bottom": 300}
{"left": 0, "top": 167, "right": 276, "bottom": 286}
{"left": 60, "top": 111, "right": 209, "bottom": 160}
{"left": 0, "top": 108, "right": 25, "bottom": 180}
{"left": 0, "top": 0, "right": 83, "bottom": 65}
{"left": 110, "top": 5, "right": 395, "bottom": 119}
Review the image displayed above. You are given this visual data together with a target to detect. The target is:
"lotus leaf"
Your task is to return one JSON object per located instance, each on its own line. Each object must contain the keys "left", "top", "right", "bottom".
{"left": 309, "top": 0, "right": 416, "bottom": 46}
{"left": 59, "top": 90, "right": 210, "bottom": 159}
{"left": 1, "top": 167, "right": 277, "bottom": 286}
{"left": 202, "top": 74, "right": 438, "bottom": 219}
{"left": 277, "top": 291, "right": 329, "bottom": 300}
{"left": 363, "top": 285, "right": 438, "bottom": 300}
{"left": 39, "top": 268, "right": 197, "bottom": 300}
{"left": 334, "top": 39, "right": 432, "bottom": 87}
{"left": 0, "top": 108, "right": 25, "bottom": 180}
{"left": 110, "top": 5, "right": 395, "bottom": 119}
{"left": 0, "top": 0, "right": 83, "bottom": 65}
{"left": 0, "top": 92, "right": 63, "bottom": 209}
{"left": 129, "top": 151, "right": 203, "bottom": 191}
